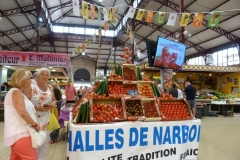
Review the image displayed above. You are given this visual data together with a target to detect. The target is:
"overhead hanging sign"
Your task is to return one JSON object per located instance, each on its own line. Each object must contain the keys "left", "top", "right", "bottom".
{"left": 0, "top": 51, "right": 69, "bottom": 68}
{"left": 66, "top": 118, "right": 201, "bottom": 160}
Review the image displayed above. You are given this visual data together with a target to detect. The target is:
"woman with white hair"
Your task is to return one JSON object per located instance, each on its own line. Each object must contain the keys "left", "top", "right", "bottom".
{"left": 25, "top": 67, "right": 56, "bottom": 160}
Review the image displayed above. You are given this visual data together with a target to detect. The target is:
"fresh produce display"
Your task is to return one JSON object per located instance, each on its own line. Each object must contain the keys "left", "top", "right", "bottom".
{"left": 92, "top": 81, "right": 100, "bottom": 92}
{"left": 138, "top": 83, "right": 154, "bottom": 98}
{"left": 125, "top": 100, "right": 144, "bottom": 116}
{"left": 92, "top": 101, "right": 125, "bottom": 122}
{"left": 136, "top": 67, "right": 142, "bottom": 81}
{"left": 158, "top": 100, "right": 192, "bottom": 120}
{"left": 123, "top": 67, "right": 137, "bottom": 81}
{"left": 108, "top": 82, "right": 124, "bottom": 94}
{"left": 151, "top": 83, "right": 162, "bottom": 97}
{"left": 108, "top": 74, "right": 122, "bottom": 80}
{"left": 72, "top": 98, "right": 90, "bottom": 123}
{"left": 142, "top": 101, "right": 159, "bottom": 118}
{"left": 124, "top": 84, "right": 137, "bottom": 95}
{"left": 94, "top": 81, "right": 108, "bottom": 95}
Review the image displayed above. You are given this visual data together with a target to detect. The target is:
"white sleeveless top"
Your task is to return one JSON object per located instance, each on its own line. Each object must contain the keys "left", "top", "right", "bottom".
{"left": 4, "top": 88, "right": 37, "bottom": 146}
{"left": 31, "top": 83, "right": 52, "bottom": 127}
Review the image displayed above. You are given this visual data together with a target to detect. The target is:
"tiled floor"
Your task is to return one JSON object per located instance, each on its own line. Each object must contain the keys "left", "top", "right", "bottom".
{"left": 1, "top": 116, "right": 240, "bottom": 160}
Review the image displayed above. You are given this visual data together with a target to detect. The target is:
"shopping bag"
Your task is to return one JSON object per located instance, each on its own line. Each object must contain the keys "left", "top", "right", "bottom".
{"left": 46, "top": 111, "right": 60, "bottom": 131}
{"left": 52, "top": 105, "right": 59, "bottom": 120}
{"left": 27, "top": 125, "right": 47, "bottom": 148}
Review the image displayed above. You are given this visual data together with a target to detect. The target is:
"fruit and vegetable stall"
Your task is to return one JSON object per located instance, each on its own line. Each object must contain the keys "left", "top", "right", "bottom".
{"left": 66, "top": 64, "right": 201, "bottom": 160}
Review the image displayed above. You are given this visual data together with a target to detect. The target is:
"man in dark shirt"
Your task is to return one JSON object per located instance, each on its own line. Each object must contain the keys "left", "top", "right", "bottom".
{"left": 184, "top": 82, "right": 197, "bottom": 118}
{"left": 169, "top": 83, "right": 178, "bottom": 98}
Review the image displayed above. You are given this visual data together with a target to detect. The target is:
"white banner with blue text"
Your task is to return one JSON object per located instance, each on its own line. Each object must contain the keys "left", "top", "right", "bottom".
{"left": 66, "top": 119, "right": 201, "bottom": 160}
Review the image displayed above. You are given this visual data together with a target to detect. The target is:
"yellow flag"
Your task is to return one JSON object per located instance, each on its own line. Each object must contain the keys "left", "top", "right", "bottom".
{"left": 179, "top": 13, "right": 190, "bottom": 26}
{"left": 107, "top": 8, "right": 112, "bottom": 21}
{"left": 104, "top": 22, "right": 109, "bottom": 31}
{"left": 112, "top": 7, "right": 116, "bottom": 21}
{"left": 145, "top": 11, "right": 154, "bottom": 23}
{"left": 82, "top": 42, "right": 86, "bottom": 51}
{"left": 90, "top": 4, "right": 95, "bottom": 20}
{"left": 76, "top": 45, "right": 81, "bottom": 54}
{"left": 81, "top": 1, "right": 88, "bottom": 19}
{"left": 135, "top": 9, "right": 145, "bottom": 21}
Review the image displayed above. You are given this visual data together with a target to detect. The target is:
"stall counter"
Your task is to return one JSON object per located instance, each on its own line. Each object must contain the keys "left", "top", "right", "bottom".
{"left": 66, "top": 113, "right": 201, "bottom": 160}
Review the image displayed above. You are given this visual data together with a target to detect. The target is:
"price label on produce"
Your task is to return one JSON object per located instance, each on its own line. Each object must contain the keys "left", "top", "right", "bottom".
{"left": 128, "top": 90, "right": 138, "bottom": 96}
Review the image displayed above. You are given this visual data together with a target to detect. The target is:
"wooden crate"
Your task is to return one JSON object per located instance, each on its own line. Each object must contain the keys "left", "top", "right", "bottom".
{"left": 108, "top": 80, "right": 124, "bottom": 97}
{"left": 89, "top": 98, "right": 127, "bottom": 123}
{"left": 137, "top": 81, "right": 155, "bottom": 98}
{"left": 124, "top": 98, "right": 145, "bottom": 121}
{"left": 122, "top": 64, "right": 137, "bottom": 81}
{"left": 157, "top": 99, "right": 193, "bottom": 121}
{"left": 141, "top": 98, "right": 161, "bottom": 121}
{"left": 123, "top": 81, "right": 138, "bottom": 97}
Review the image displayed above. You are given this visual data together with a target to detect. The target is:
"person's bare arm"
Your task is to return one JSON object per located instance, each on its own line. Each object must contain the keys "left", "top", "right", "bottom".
{"left": 12, "top": 90, "right": 40, "bottom": 130}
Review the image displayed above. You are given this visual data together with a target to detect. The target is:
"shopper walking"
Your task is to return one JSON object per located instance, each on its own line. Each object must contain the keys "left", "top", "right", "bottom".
{"left": 25, "top": 67, "right": 56, "bottom": 160}
{"left": 4, "top": 69, "right": 40, "bottom": 160}
{"left": 65, "top": 79, "right": 76, "bottom": 103}
{"left": 184, "top": 82, "right": 197, "bottom": 118}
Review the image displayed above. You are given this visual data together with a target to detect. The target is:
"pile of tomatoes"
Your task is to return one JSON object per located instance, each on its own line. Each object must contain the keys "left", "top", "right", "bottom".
{"left": 125, "top": 100, "right": 144, "bottom": 117}
{"left": 92, "top": 103, "right": 124, "bottom": 122}
{"left": 159, "top": 101, "right": 191, "bottom": 119}
{"left": 123, "top": 67, "right": 137, "bottom": 81}
{"left": 108, "top": 82, "right": 124, "bottom": 94}
{"left": 138, "top": 83, "right": 154, "bottom": 98}
{"left": 124, "top": 84, "right": 137, "bottom": 95}
{"left": 142, "top": 101, "right": 159, "bottom": 118}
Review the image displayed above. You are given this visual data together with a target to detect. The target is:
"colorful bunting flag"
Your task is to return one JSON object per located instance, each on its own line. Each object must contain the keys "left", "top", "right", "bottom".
{"left": 128, "top": 7, "right": 136, "bottom": 18}
{"left": 127, "top": 24, "right": 131, "bottom": 34}
{"left": 157, "top": 12, "right": 166, "bottom": 24}
{"left": 192, "top": 13, "right": 204, "bottom": 27}
{"left": 81, "top": 1, "right": 88, "bottom": 19}
{"left": 110, "top": 7, "right": 117, "bottom": 25}
{"left": 82, "top": 42, "right": 86, "bottom": 51}
{"left": 179, "top": 13, "right": 190, "bottom": 26}
{"left": 129, "top": 31, "right": 133, "bottom": 39}
{"left": 208, "top": 12, "right": 221, "bottom": 27}
{"left": 72, "top": 0, "right": 80, "bottom": 16}
{"left": 145, "top": 11, "right": 154, "bottom": 23}
{"left": 76, "top": 45, "right": 81, "bottom": 54}
{"left": 103, "top": 8, "right": 108, "bottom": 21}
{"left": 135, "top": 9, "right": 145, "bottom": 21}
{"left": 87, "top": 38, "right": 92, "bottom": 46}
{"left": 167, "top": 13, "right": 177, "bottom": 26}
{"left": 98, "top": 7, "right": 101, "bottom": 20}
{"left": 90, "top": 4, "right": 95, "bottom": 20}
{"left": 107, "top": 8, "right": 112, "bottom": 21}
{"left": 104, "top": 22, "right": 109, "bottom": 31}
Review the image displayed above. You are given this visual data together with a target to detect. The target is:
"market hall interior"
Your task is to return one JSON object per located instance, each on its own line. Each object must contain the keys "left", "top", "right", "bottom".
{"left": 0, "top": 116, "right": 240, "bottom": 160}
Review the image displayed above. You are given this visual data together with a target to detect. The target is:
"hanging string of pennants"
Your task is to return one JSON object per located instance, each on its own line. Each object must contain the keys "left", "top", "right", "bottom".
{"left": 72, "top": 0, "right": 240, "bottom": 55}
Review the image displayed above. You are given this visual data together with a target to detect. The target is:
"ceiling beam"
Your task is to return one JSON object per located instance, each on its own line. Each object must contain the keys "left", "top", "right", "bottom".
{"left": 0, "top": 4, "right": 37, "bottom": 16}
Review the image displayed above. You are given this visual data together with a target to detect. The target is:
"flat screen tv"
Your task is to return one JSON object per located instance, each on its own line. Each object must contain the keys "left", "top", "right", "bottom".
{"left": 153, "top": 36, "right": 187, "bottom": 70}
{"left": 146, "top": 39, "right": 157, "bottom": 67}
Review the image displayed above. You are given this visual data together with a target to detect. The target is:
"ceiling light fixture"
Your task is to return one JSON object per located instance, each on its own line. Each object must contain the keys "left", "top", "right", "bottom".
{"left": 183, "top": 30, "right": 188, "bottom": 35}
{"left": 82, "top": 51, "right": 85, "bottom": 55}
{"left": 99, "top": 0, "right": 102, "bottom": 2}
{"left": 49, "top": 67, "right": 53, "bottom": 68}
{"left": 52, "top": 69, "right": 56, "bottom": 72}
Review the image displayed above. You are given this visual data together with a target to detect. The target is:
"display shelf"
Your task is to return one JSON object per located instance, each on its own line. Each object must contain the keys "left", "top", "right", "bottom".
{"left": 108, "top": 81, "right": 124, "bottom": 97}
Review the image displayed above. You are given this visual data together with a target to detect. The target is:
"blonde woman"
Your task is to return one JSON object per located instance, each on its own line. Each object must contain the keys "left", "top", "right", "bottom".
{"left": 25, "top": 67, "right": 56, "bottom": 160}
{"left": 4, "top": 69, "right": 40, "bottom": 160}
